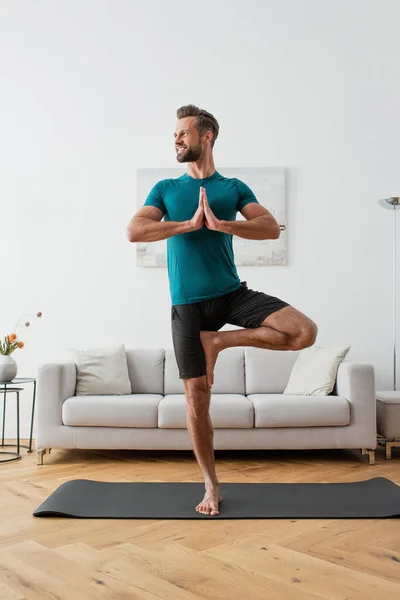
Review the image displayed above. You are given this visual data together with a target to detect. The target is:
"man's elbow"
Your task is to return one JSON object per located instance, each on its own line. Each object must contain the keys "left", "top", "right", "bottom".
{"left": 266, "top": 223, "right": 281, "bottom": 240}
{"left": 126, "top": 226, "right": 138, "bottom": 243}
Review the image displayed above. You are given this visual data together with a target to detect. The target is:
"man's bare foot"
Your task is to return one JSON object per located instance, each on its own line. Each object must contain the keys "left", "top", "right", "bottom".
{"left": 196, "top": 482, "right": 222, "bottom": 516}
{"left": 200, "top": 331, "right": 221, "bottom": 388}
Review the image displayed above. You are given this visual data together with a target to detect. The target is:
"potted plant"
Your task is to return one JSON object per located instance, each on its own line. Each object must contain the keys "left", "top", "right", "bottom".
{"left": 0, "top": 312, "right": 42, "bottom": 382}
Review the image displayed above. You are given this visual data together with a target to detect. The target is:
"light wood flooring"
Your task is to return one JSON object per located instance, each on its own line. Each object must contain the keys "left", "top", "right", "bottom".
{"left": 1, "top": 440, "right": 400, "bottom": 600}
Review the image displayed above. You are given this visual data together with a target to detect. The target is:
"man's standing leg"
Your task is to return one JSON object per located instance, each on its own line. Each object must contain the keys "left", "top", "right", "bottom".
{"left": 184, "top": 376, "right": 222, "bottom": 516}
{"left": 171, "top": 303, "right": 222, "bottom": 516}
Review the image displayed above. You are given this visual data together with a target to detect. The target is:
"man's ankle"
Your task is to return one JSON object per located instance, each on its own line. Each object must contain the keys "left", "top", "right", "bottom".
{"left": 205, "top": 477, "right": 219, "bottom": 487}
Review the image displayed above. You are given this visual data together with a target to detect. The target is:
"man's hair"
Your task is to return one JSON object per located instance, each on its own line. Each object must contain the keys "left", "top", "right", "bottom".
{"left": 176, "top": 104, "right": 219, "bottom": 148}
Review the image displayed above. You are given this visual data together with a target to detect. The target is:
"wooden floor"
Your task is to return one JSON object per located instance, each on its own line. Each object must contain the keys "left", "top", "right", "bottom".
{"left": 1, "top": 440, "right": 400, "bottom": 600}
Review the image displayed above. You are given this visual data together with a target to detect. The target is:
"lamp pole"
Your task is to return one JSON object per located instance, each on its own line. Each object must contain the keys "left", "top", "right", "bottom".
{"left": 379, "top": 197, "right": 400, "bottom": 391}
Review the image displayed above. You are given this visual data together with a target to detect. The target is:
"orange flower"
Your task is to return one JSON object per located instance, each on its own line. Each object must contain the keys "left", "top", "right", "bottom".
{"left": 2, "top": 311, "right": 43, "bottom": 355}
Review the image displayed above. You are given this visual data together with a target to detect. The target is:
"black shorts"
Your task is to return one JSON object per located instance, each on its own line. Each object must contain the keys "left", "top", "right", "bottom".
{"left": 171, "top": 281, "right": 290, "bottom": 379}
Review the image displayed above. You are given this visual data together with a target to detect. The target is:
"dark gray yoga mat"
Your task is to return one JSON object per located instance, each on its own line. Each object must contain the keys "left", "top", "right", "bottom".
{"left": 33, "top": 477, "right": 400, "bottom": 519}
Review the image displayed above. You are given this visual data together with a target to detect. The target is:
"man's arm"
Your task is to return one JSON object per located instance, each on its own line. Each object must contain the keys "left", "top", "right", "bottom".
{"left": 126, "top": 206, "right": 192, "bottom": 242}
{"left": 218, "top": 203, "right": 281, "bottom": 240}
{"left": 126, "top": 197, "right": 207, "bottom": 243}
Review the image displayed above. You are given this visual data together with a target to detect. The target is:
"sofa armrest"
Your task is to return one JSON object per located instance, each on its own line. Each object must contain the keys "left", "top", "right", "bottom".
{"left": 335, "top": 361, "right": 376, "bottom": 431}
{"left": 36, "top": 362, "right": 76, "bottom": 433}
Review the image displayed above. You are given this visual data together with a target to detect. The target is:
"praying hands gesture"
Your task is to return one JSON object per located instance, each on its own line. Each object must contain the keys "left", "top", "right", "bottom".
{"left": 202, "top": 187, "right": 220, "bottom": 231}
{"left": 188, "top": 187, "right": 221, "bottom": 232}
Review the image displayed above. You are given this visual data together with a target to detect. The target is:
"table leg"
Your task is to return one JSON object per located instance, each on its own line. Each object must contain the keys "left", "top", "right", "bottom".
{"left": 17, "top": 391, "right": 20, "bottom": 454}
{"left": 2, "top": 389, "right": 5, "bottom": 446}
{"left": 28, "top": 381, "right": 36, "bottom": 452}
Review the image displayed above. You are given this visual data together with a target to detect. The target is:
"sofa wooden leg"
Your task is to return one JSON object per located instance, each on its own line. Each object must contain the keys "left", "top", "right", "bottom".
{"left": 385, "top": 441, "right": 400, "bottom": 459}
{"left": 361, "top": 448, "right": 375, "bottom": 464}
{"left": 386, "top": 443, "right": 392, "bottom": 460}
{"left": 36, "top": 449, "right": 46, "bottom": 465}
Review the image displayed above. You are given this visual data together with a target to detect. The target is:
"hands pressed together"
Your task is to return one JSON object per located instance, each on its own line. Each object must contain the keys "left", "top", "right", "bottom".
{"left": 189, "top": 187, "right": 221, "bottom": 232}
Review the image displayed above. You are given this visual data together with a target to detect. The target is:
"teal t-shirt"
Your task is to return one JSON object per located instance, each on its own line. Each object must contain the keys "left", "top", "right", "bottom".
{"left": 143, "top": 171, "right": 259, "bottom": 305}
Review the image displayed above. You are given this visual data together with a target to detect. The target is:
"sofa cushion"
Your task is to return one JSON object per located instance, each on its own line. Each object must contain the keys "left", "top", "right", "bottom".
{"left": 245, "top": 348, "right": 299, "bottom": 394}
{"left": 68, "top": 344, "right": 132, "bottom": 395}
{"left": 164, "top": 347, "right": 245, "bottom": 395}
{"left": 284, "top": 345, "right": 350, "bottom": 395}
{"left": 125, "top": 348, "right": 164, "bottom": 394}
{"left": 248, "top": 394, "right": 350, "bottom": 427}
{"left": 62, "top": 394, "right": 163, "bottom": 427}
{"left": 158, "top": 394, "right": 254, "bottom": 428}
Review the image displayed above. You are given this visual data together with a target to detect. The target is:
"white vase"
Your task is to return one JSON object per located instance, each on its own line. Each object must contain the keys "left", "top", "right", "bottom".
{"left": 0, "top": 355, "right": 18, "bottom": 382}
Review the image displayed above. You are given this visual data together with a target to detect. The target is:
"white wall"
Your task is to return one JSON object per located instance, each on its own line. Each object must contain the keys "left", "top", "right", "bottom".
{"left": 1, "top": 0, "right": 399, "bottom": 437}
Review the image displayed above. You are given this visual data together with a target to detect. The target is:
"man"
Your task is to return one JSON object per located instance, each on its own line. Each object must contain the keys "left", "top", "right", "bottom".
{"left": 126, "top": 105, "right": 318, "bottom": 517}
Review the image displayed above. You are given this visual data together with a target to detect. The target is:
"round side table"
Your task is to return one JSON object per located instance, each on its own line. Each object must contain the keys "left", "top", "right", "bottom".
{"left": 0, "top": 387, "right": 23, "bottom": 463}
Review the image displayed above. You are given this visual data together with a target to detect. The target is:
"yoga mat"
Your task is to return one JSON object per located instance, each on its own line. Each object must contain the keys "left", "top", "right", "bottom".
{"left": 32, "top": 477, "right": 400, "bottom": 519}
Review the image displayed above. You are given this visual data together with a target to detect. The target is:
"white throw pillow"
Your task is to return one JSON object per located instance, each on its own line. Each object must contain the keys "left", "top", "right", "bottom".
{"left": 283, "top": 344, "right": 350, "bottom": 396}
{"left": 69, "top": 344, "right": 132, "bottom": 395}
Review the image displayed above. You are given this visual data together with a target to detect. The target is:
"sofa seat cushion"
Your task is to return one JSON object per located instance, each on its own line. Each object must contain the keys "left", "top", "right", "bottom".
{"left": 158, "top": 394, "right": 254, "bottom": 429}
{"left": 62, "top": 394, "right": 163, "bottom": 427}
{"left": 248, "top": 394, "right": 350, "bottom": 428}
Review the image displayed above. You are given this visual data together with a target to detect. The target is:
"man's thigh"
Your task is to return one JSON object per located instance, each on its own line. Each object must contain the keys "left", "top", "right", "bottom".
{"left": 261, "top": 305, "right": 317, "bottom": 340}
{"left": 222, "top": 281, "right": 291, "bottom": 329}
{"left": 171, "top": 304, "right": 206, "bottom": 379}
{"left": 171, "top": 302, "right": 223, "bottom": 380}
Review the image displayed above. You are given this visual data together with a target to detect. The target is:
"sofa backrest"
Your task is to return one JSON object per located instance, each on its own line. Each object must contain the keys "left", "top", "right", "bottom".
{"left": 124, "top": 346, "right": 298, "bottom": 396}
{"left": 164, "top": 347, "right": 245, "bottom": 395}
{"left": 125, "top": 348, "right": 165, "bottom": 394}
{"left": 244, "top": 347, "right": 299, "bottom": 394}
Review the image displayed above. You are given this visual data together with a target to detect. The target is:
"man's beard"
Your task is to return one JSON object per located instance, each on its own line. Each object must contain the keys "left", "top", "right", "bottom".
{"left": 176, "top": 144, "right": 202, "bottom": 163}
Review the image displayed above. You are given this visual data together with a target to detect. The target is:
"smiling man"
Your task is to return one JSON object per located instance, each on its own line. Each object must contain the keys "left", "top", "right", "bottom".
{"left": 126, "top": 105, "right": 318, "bottom": 517}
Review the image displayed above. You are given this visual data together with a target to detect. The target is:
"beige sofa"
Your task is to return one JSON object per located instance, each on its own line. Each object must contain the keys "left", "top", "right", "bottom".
{"left": 35, "top": 347, "right": 377, "bottom": 465}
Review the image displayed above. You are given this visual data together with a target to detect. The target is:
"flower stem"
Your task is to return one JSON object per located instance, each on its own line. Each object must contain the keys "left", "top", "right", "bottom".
{"left": 10, "top": 313, "right": 40, "bottom": 334}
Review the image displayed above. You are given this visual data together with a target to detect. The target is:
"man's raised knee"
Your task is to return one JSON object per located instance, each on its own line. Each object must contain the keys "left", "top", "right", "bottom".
{"left": 292, "top": 321, "right": 318, "bottom": 350}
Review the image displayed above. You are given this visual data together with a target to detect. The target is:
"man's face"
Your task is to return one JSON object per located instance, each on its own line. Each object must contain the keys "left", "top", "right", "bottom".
{"left": 174, "top": 116, "right": 203, "bottom": 163}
